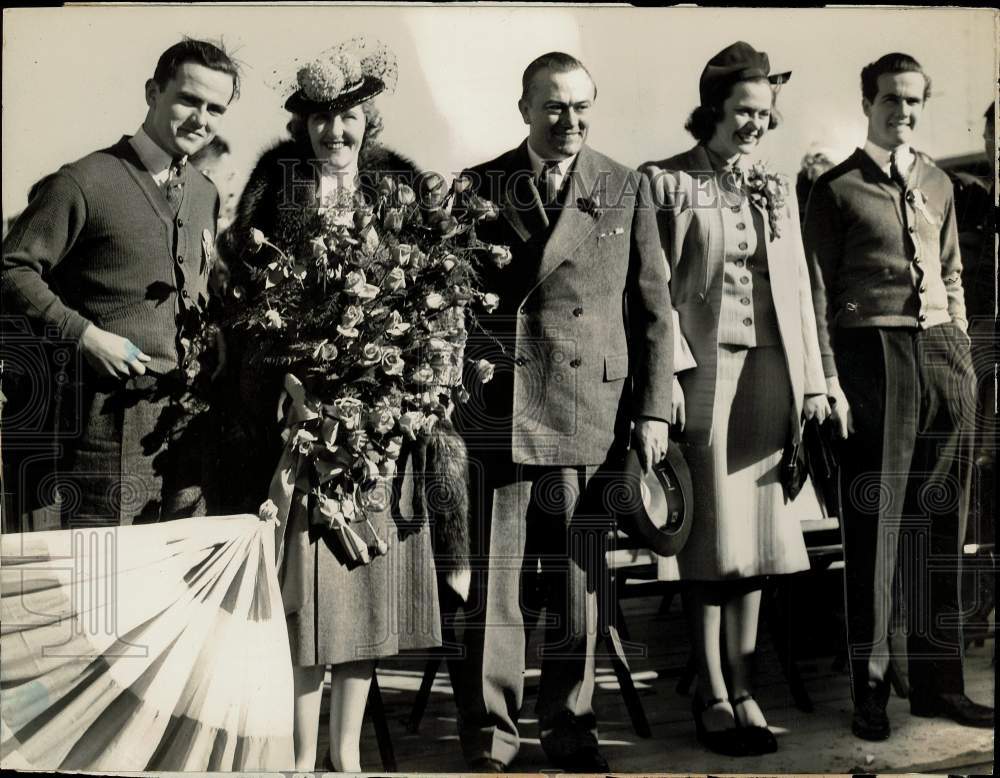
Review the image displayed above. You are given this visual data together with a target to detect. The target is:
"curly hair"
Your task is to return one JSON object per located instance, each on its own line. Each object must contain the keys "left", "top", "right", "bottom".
{"left": 684, "top": 77, "right": 781, "bottom": 144}
{"left": 286, "top": 99, "right": 384, "bottom": 154}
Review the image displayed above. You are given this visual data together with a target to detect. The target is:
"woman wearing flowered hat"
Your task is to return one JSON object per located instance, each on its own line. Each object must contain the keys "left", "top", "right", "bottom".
{"left": 641, "top": 42, "right": 831, "bottom": 756}
{"left": 221, "top": 39, "right": 463, "bottom": 771}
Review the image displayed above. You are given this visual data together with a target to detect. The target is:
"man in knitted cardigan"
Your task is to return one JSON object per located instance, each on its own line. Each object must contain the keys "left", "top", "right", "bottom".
{"left": 804, "top": 52, "right": 993, "bottom": 741}
{"left": 2, "top": 39, "right": 240, "bottom": 527}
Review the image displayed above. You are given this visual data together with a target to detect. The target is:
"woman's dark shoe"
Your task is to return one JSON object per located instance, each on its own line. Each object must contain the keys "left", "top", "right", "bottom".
{"left": 732, "top": 693, "right": 778, "bottom": 755}
{"left": 692, "top": 695, "right": 750, "bottom": 757}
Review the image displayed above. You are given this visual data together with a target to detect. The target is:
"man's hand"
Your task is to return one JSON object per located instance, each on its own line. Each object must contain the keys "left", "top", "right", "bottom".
{"left": 79, "top": 324, "right": 150, "bottom": 379}
{"left": 633, "top": 418, "right": 670, "bottom": 475}
{"left": 826, "top": 376, "right": 853, "bottom": 439}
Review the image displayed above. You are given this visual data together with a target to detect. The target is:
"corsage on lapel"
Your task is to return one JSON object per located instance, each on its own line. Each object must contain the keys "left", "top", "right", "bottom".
{"left": 201, "top": 228, "right": 216, "bottom": 274}
{"left": 744, "top": 162, "right": 790, "bottom": 241}
{"left": 576, "top": 195, "right": 602, "bottom": 221}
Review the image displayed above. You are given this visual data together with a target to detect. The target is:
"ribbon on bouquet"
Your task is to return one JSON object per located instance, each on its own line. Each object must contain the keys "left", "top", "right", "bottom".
{"left": 265, "top": 373, "right": 389, "bottom": 615}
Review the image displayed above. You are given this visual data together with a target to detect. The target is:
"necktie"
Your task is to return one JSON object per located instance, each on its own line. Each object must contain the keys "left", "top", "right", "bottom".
{"left": 163, "top": 158, "right": 185, "bottom": 216}
{"left": 537, "top": 160, "right": 560, "bottom": 206}
{"left": 889, "top": 149, "right": 909, "bottom": 190}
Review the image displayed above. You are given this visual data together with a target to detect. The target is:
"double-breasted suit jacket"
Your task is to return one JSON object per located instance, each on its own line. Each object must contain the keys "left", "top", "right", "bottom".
{"left": 461, "top": 141, "right": 674, "bottom": 465}
{"left": 642, "top": 145, "right": 826, "bottom": 448}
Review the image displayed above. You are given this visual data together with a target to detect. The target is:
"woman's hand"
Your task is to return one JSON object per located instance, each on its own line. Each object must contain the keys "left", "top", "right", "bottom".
{"left": 826, "top": 377, "right": 853, "bottom": 439}
{"left": 671, "top": 375, "right": 686, "bottom": 430}
{"left": 802, "top": 393, "right": 831, "bottom": 424}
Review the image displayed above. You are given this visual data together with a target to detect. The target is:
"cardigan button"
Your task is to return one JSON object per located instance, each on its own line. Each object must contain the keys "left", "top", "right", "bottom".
{"left": 515, "top": 357, "right": 526, "bottom": 367}
{"left": 569, "top": 358, "right": 582, "bottom": 368}
{"left": 573, "top": 307, "right": 584, "bottom": 317}
{"left": 736, "top": 222, "right": 746, "bottom": 230}
{"left": 738, "top": 241, "right": 749, "bottom": 251}
{"left": 177, "top": 218, "right": 185, "bottom": 227}
{"left": 731, "top": 205, "right": 741, "bottom": 214}
{"left": 177, "top": 254, "right": 185, "bottom": 264}
{"left": 740, "top": 275, "right": 750, "bottom": 284}
{"left": 743, "top": 317, "right": 753, "bottom": 327}
{"left": 741, "top": 297, "right": 751, "bottom": 305}
{"left": 735, "top": 259, "right": 745, "bottom": 268}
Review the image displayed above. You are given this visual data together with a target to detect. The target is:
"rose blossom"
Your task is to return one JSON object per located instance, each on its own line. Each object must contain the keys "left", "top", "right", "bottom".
{"left": 332, "top": 397, "right": 364, "bottom": 429}
{"left": 474, "top": 358, "right": 496, "bottom": 384}
{"left": 250, "top": 228, "right": 266, "bottom": 248}
{"left": 383, "top": 208, "right": 404, "bottom": 232}
{"left": 482, "top": 292, "right": 500, "bottom": 313}
{"left": 359, "top": 342, "right": 383, "bottom": 366}
{"left": 393, "top": 244, "right": 412, "bottom": 266}
{"left": 370, "top": 408, "right": 395, "bottom": 434}
{"left": 384, "top": 267, "right": 406, "bottom": 292}
{"left": 385, "top": 310, "right": 411, "bottom": 337}
{"left": 489, "top": 244, "right": 513, "bottom": 269}
{"left": 412, "top": 365, "right": 435, "bottom": 385}
{"left": 337, "top": 305, "right": 364, "bottom": 337}
{"left": 397, "top": 184, "right": 416, "bottom": 205}
{"left": 425, "top": 292, "right": 445, "bottom": 310}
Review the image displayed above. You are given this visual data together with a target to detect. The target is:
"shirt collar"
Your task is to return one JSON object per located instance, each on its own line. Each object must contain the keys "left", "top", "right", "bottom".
{"left": 525, "top": 140, "right": 576, "bottom": 181}
{"left": 863, "top": 139, "right": 913, "bottom": 176}
{"left": 129, "top": 126, "right": 181, "bottom": 184}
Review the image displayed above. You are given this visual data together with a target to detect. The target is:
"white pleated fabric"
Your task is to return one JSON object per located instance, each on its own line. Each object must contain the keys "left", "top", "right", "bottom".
{"left": 1, "top": 514, "right": 295, "bottom": 771}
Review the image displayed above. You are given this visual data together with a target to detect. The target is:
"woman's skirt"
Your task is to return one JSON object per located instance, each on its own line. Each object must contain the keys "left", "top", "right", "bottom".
{"left": 659, "top": 345, "right": 819, "bottom": 581}
{"left": 278, "top": 449, "right": 443, "bottom": 667}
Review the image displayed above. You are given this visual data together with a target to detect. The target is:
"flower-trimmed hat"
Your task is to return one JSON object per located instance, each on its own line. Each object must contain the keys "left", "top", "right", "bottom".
{"left": 698, "top": 41, "right": 791, "bottom": 105}
{"left": 282, "top": 37, "right": 398, "bottom": 115}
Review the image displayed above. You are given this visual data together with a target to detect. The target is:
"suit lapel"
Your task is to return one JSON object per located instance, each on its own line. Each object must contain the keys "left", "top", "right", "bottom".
{"left": 533, "top": 146, "right": 603, "bottom": 288}
{"left": 499, "top": 142, "right": 549, "bottom": 243}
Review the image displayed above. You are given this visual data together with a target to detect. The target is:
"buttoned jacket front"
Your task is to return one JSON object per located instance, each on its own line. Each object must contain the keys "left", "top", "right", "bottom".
{"left": 642, "top": 144, "right": 826, "bottom": 447}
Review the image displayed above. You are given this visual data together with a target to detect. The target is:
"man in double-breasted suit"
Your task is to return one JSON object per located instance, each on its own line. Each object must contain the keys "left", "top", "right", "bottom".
{"left": 451, "top": 52, "right": 675, "bottom": 772}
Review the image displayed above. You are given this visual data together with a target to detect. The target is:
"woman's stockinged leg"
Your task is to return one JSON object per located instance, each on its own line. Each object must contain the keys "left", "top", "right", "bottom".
{"left": 691, "top": 582, "right": 735, "bottom": 731}
{"left": 292, "top": 665, "right": 326, "bottom": 770}
{"left": 328, "top": 659, "right": 377, "bottom": 772}
{"left": 724, "top": 583, "right": 768, "bottom": 728}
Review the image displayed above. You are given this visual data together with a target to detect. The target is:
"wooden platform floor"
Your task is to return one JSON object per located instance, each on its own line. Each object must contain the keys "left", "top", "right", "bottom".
{"left": 323, "top": 589, "right": 995, "bottom": 775}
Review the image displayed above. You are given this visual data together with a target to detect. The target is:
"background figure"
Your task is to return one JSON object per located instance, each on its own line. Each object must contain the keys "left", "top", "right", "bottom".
{"left": 221, "top": 41, "right": 441, "bottom": 772}
{"left": 803, "top": 52, "right": 993, "bottom": 742}
{"left": 1, "top": 38, "right": 239, "bottom": 527}
{"left": 642, "top": 41, "right": 830, "bottom": 758}
{"left": 451, "top": 51, "right": 674, "bottom": 773}
{"left": 795, "top": 147, "right": 836, "bottom": 222}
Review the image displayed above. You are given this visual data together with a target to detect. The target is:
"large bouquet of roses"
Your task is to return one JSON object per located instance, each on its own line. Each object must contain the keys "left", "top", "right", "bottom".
{"left": 229, "top": 172, "right": 509, "bottom": 566}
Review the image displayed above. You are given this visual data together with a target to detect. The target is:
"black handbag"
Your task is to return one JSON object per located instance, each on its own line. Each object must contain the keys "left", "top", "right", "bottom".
{"left": 780, "top": 421, "right": 809, "bottom": 501}
{"left": 781, "top": 417, "right": 840, "bottom": 506}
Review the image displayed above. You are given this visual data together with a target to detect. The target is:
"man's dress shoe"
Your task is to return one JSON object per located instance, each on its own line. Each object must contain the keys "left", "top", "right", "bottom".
{"left": 911, "top": 693, "right": 994, "bottom": 728}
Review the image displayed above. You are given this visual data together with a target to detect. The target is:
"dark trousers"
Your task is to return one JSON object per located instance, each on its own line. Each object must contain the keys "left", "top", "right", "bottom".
{"left": 59, "top": 372, "right": 209, "bottom": 527}
{"left": 835, "top": 324, "right": 975, "bottom": 703}
{"left": 450, "top": 453, "right": 605, "bottom": 766}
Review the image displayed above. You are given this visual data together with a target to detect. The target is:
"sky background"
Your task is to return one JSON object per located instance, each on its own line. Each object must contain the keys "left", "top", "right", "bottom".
{"left": 3, "top": 4, "right": 996, "bottom": 218}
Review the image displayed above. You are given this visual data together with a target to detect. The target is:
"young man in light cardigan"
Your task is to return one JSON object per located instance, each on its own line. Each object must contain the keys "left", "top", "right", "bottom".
{"left": 1, "top": 39, "right": 239, "bottom": 527}
{"left": 804, "top": 52, "right": 993, "bottom": 741}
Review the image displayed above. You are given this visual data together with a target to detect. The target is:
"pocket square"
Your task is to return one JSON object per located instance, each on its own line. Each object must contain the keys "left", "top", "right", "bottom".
{"left": 598, "top": 227, "right": 625, "bottom": 239}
